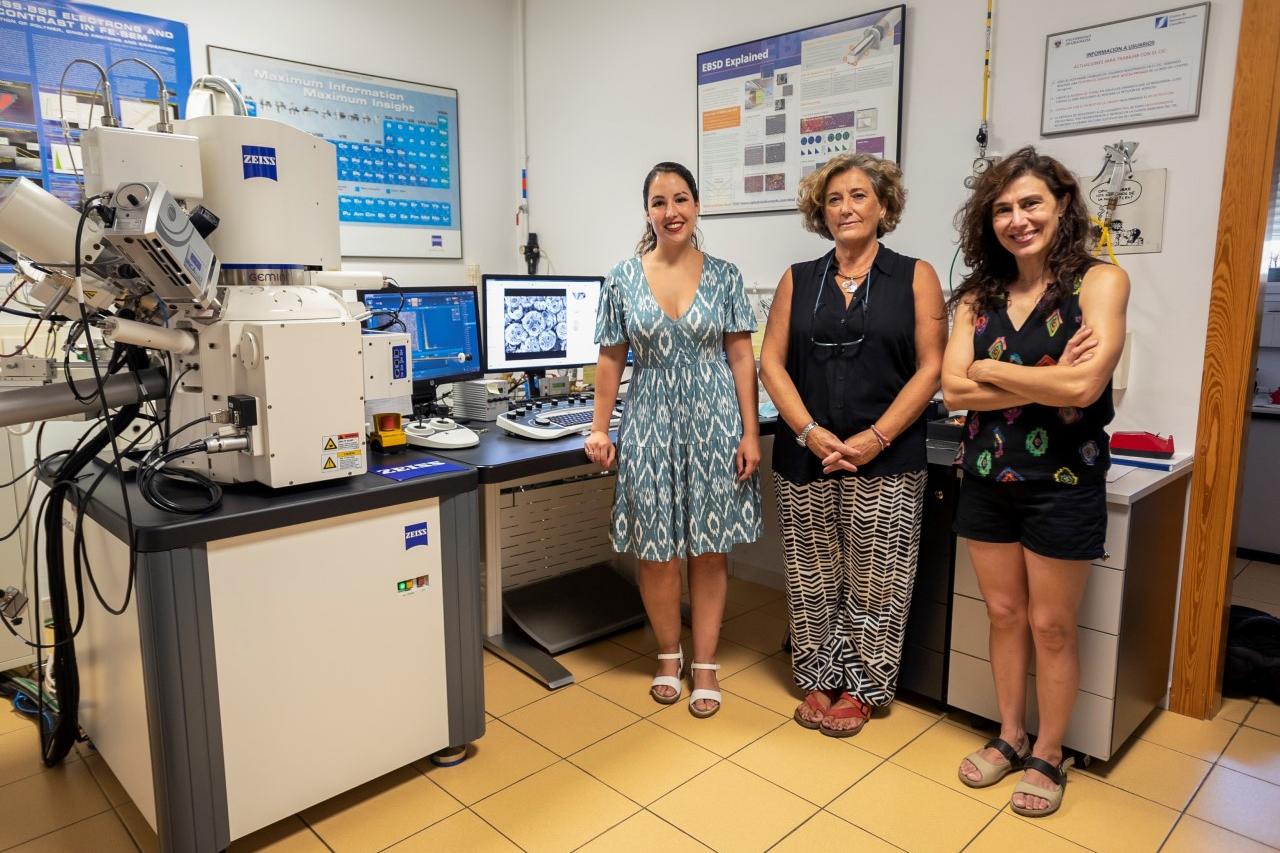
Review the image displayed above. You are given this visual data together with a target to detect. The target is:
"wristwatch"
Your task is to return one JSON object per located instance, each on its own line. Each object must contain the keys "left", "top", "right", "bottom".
{"left": 796, "top": 421, "right": 819, "bottom": 447}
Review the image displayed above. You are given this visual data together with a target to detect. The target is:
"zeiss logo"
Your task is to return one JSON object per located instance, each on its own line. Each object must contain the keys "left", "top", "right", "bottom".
{"left": 242, "top": 145, "right": 278, "bottom": 181}
{"left": 404, "top": 522, "right": 429, "bottom": 551}
{"left": 1155, "top": 15, "right": 1169, "bottom": 28}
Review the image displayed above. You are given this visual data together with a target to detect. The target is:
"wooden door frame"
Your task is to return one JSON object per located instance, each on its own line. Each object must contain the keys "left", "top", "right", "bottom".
{"left": 1170, "top": 0, "right": 1280, "bottom": 719}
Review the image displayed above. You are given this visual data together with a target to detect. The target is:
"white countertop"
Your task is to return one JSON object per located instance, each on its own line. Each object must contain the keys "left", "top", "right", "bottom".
{"left": 1105, "top": 462, "right": 1193, "bottom": 506}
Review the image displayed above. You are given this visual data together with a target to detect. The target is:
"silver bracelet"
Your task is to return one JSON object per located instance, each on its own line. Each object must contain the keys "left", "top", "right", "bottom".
{"left": 796, "top": 421, "right": 819, "bottom": 447}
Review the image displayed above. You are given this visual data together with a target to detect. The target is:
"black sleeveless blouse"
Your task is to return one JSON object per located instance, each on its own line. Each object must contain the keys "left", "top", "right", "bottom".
{"left": 957, "top": 279, "right": 1114, "bottom": 485}
{"left": 772, "top": 244, "right": 927, "bottom": 484}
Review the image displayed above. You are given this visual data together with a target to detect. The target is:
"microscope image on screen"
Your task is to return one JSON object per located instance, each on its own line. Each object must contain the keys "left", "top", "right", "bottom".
{"left": 502, "top": 288, "right": 568, "bottom": 361}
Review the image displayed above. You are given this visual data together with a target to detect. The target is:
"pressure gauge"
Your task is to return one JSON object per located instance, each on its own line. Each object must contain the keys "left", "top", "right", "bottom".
{"left": 972, "top": 157, "right": 993, "bottom": 175}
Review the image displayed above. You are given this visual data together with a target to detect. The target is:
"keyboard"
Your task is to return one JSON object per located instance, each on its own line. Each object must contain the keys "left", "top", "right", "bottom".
{"left": 496, "top": 395, "right": 623, "bottom": 440}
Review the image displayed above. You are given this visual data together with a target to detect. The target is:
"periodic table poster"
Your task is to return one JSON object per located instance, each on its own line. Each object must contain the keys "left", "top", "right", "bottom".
{"left": 208, "top": 46, "right": 461, "bottom": 259}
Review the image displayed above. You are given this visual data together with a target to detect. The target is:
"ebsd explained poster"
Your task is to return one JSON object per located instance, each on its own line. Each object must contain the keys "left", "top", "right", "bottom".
{"left": 697, "top": 6, "right": 904, "bottom": 216}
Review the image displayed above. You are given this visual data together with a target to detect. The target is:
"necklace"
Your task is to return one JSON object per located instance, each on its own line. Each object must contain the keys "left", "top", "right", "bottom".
{"left": 835, "top": 268, "right": 870, "bottom": 294}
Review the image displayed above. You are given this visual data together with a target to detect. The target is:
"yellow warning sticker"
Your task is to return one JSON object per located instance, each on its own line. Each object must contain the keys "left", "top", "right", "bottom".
{"left": 322, "top": 434, "right": 361, "bottom": 452}
{"left": 84, "top": 290, "right": 97, "bottom": 299}
{"left": 322, "top": 456, "right": 337, "bottom": 470}
{"left": 336, "top": 449, "right": 363, "bottom": 470}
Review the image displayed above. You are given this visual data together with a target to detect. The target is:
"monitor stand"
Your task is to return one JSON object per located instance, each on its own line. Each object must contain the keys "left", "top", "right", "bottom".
{"left": 523, "top": 369, "right": 546, "bottom": 400}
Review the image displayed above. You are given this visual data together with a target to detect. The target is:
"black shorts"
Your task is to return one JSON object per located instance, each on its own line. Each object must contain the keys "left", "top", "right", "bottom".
{"left": 953, "top": 474, "right": 1107, "bottom": 561}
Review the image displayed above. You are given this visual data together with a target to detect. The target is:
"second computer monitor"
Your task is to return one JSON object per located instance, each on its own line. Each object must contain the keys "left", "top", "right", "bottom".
{"left": 482, "top": 274, "right": 604, "bottom": 372}
{"left": 357, "top": 286, "right": 483, "bottom": 396}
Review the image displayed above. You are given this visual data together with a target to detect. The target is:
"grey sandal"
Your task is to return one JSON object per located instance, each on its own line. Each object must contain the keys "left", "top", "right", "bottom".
{"left": 958, "top": 736, "right": 1030, "bottom": 788}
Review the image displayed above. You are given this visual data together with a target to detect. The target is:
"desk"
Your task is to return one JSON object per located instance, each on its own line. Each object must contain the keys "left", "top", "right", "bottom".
{"left": 433, "top": 426, "right": 643, "bottom": 688}
{"left": 55, "top": 463, "right": 484, "bottom": 851}
{"left": 432, "top": 425, "right": 965, "bottom": 698}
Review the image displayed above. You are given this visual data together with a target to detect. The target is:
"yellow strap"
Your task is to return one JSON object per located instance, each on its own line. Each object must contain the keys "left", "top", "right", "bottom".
{"left": 1089, "top": 216, "right": 1119, "bottom": 266}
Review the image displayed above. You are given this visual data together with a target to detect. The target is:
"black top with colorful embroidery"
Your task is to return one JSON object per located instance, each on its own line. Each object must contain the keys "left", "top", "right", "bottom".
{"left": 956, "top": 280, "right": 1113, "bottom": 485}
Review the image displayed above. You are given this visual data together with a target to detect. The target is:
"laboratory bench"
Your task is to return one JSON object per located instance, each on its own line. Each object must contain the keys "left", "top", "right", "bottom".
{"left": 45, "top": 460, "right": 485, "bottom": 851}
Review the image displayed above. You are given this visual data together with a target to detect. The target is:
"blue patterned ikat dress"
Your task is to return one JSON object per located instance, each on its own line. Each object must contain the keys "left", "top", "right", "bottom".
{"left": 596, "top": 254, "right": 763, "bottom": 561}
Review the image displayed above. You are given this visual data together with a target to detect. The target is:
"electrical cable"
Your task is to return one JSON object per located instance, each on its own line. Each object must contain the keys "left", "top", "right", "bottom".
{"left": 0, "top": 460, "right": 37, "bottom": 490}
{"left": 947, "top": 243, "right": 962, "bottom": 298}
{"left": 0, "top": 284, "right": 43, "bottom": 357}
{"left": 33, "top": 197, "right": 142, "bottom": 767}
{"left": 136, "top": 436, "right": 222, "bottom": 515}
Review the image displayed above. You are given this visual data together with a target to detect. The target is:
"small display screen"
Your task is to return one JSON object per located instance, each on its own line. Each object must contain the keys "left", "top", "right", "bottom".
{"left": 359, "top": 287, "right": 482, "bottom": 384}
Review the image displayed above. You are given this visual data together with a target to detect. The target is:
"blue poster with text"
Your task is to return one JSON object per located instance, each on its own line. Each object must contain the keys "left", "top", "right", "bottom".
{"left": 0, "top": 1, "right": 190, "bottom": 211}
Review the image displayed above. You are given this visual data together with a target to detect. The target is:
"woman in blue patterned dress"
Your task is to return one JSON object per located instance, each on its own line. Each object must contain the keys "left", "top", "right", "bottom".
{"left": 585, "top": 162, "right": 762, "bottom": 718}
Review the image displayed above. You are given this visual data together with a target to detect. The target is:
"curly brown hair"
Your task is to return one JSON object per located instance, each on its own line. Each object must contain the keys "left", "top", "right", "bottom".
{"left": 947, "top": 146, "right": 1102, "bottom": 315}
{"left": 796, "top": 153, "right": 905, "bottom": 240}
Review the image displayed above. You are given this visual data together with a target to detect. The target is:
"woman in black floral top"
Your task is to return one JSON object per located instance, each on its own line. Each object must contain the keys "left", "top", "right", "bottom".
{"left": 941, "top": 147, "right": 1130, "bottom": 818}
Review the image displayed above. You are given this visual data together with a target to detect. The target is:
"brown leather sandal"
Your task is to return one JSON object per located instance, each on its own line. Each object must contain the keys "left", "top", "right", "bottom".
{"left": 793, "top": 690, "right": 833, "bottom": 729}
{"left": 819, "top": 692, "right": 871, "bottom": 738}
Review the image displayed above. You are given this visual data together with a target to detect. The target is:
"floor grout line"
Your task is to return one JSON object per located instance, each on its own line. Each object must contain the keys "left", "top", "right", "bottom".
{"left": 295, "top": 810, "right": 336, "bottom": 853}
{"left": 0, "top": 806, "right": 118, "bottom": 853}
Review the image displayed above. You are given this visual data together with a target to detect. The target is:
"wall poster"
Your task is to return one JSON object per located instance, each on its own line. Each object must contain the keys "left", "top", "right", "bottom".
{"left": 209, "top": 46, "right": 462, "bottom": 259}
{"left": 1042, "top": 4, "right": 1209, "bottom": 136}
{"left": 696, "top": 6, "right": 905, "bottom": 216}
{"left": 0, "top": 1, "right": 190, "bottom": 211}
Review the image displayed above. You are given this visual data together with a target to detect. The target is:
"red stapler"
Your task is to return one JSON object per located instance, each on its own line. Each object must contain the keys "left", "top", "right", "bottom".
{"left": 1110, "top": 432, "right": 1175, "bottom": 459}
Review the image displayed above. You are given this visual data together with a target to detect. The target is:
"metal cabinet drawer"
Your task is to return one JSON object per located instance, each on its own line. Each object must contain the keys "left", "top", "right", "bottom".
{"left": 1097, "top": 504, "right": 1129, "bottom": 570}
{"left": 947, "top": 649, "right": 1118, "bottom": 760}
{"left": 950, "top": 593, "right": 1119, "bottom": 698}
{"left": 953, "top": 544, "right": 1125, "bottom": 634}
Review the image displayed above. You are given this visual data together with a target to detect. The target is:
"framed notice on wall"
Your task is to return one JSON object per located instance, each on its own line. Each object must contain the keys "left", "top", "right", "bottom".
{"left": 1041, "top": 4, "right": 1210, "bottom": 136}
{"left": 208, "top": 46, "right": 462, "bottom": 259}
{"left": 696, "top": 6, "right": 905, "bottom": 217}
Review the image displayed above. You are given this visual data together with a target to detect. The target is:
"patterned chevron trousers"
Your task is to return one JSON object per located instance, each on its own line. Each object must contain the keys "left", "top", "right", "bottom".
{"left": 773, "top": 470, "right": 926, "bottom": 705}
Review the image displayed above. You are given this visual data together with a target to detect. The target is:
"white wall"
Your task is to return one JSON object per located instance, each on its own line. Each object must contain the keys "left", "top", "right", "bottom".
{"left": 523, "top": 0, "right": 1243, "bottom": 446}
{"left": 1257, "top": 348, "right": 1280, "bottom": 394}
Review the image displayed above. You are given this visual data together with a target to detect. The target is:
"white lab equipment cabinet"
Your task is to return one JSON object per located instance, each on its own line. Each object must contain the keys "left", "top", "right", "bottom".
{"left": 947, "top": 465, "right": 1191, "bottom": 761}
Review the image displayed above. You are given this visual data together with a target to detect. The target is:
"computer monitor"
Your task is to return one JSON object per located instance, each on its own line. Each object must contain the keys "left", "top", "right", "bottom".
{"left": 482, "top": 274, "right": 605, "bottom": 373}
{"left": 357, "top": 286, "right": 483, "bottom": 405}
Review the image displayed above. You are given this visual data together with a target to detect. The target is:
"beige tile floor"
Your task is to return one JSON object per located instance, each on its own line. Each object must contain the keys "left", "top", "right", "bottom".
{"left": 2, "top": 578, "right": 1279, "bottom": 852}
{"left": 1233, "top": 557, "right": 1280, "bottom": 618}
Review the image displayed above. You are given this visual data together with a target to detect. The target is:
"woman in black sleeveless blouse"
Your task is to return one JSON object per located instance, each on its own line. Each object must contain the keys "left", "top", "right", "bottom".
{"left": 942, "top": 147, "right": 1129, "bottom": 818}
{"left": 760, "top": 154, "right": 946, "bottom": 737}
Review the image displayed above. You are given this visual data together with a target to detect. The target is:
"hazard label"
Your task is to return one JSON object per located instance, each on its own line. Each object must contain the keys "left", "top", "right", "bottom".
{"left": 322, "top": 433, "right": 361, "bottom": 452}
{"left": 336, "top": 449, "right": 363, "bottom": 469}
{"left": 322, "top": 456, "right": 337, "bottom": 470}
{"left": 84, "top": 290, "right": 97, "bottom": 299}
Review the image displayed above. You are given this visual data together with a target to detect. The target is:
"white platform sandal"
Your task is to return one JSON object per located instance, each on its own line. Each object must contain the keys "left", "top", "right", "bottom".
{"left": 688, "top": 662, "right": 721, "bottom": 719}
{"left": 649, "top": 646, "right": 684, "bottom": 705}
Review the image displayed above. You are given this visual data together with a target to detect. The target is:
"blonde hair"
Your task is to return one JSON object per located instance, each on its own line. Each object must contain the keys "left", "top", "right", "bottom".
{"left": 796, "top": 154, "right": 906, "bottom": 240}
